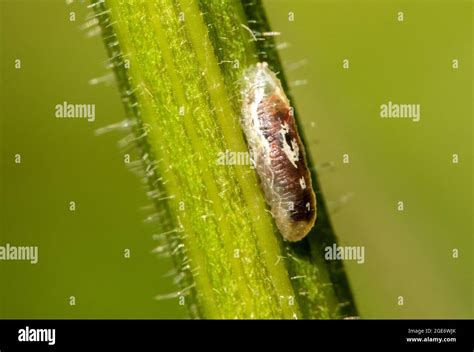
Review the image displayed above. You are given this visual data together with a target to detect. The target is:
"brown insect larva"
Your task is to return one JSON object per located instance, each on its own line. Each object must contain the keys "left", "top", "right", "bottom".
{"left": 240, "top": 62, "right": 317, "bottom": 241}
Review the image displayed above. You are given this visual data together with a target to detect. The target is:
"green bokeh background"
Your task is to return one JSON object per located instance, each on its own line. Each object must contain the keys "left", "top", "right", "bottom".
{"left": 0, "top": 0, "right": 471, "bottom": 318}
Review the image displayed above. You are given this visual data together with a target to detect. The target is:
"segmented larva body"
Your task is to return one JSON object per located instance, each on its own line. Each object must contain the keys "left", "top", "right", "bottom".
{"left": 240, "top": 62, "right": 317, "bottom": 242}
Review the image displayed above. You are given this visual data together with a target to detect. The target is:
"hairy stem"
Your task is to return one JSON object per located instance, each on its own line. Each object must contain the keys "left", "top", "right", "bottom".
{"left": 92, "top": 0, "right": 357, "bottom": 319}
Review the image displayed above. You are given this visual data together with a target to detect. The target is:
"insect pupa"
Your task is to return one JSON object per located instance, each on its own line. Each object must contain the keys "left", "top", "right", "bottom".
{"left": 240, "top": 62, "right": 317, "bottom": 242}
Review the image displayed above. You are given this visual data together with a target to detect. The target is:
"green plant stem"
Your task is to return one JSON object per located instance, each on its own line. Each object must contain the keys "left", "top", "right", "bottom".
{"left": 93, "top": 0, "right": 357, "bottom": 319}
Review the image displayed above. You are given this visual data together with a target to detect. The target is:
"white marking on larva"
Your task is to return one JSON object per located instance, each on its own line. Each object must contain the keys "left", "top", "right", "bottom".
{"left": 280, "top": 123, "right": 300, "bottom": 168}
{"left": 299, "top": 177, "right": 306, "bottom": 190}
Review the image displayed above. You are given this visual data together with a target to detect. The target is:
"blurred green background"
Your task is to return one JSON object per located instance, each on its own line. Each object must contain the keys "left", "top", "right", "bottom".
{"left": 0, "top": 0, "right": 471, "bottom": 318}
